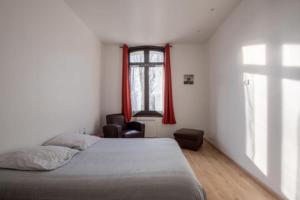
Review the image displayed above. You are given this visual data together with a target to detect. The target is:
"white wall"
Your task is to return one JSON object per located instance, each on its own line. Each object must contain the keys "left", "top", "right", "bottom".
{"left": 0, "top": 0, "right": 102, "bottom": 153}
{"left": 101, "top": 44, "right": 208, "bottom": 137}
{"left": 207, "top": 0, "right": 300, "bottom": 199}
{"left": 100, "top": 45, "right": 122, "bottom": 123}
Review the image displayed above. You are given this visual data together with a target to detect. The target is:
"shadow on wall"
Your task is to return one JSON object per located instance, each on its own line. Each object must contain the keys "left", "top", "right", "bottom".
{"left": 241, "top": 43, "right": 300, "bottom": 199}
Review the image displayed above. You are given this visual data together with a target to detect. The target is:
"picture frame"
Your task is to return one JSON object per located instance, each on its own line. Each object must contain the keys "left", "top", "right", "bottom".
{"left": 184, "top": 74, "right": 194, "bottom": 85}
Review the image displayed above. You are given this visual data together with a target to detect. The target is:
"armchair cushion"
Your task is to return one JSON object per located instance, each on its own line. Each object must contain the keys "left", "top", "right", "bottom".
{"left": 121, "top": 130, "right": 143, "bottom": 138}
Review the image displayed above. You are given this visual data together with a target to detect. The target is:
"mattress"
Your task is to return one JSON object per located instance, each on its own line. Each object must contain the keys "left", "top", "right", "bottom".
{"left": 0, "top": 138, "right": 206, "bottom": 200}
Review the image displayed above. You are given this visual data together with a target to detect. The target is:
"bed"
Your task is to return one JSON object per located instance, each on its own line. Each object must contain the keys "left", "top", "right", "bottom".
{"left": 0, "top": 138, "right": 206, "bottom": 200}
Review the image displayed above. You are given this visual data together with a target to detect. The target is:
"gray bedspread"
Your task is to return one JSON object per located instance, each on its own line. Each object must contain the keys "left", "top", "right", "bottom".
{"left": 0, "top": 138, "right": 206, "bottom": 200}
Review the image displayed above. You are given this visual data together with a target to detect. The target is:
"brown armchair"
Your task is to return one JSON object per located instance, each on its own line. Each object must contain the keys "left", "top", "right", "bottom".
{"left": 103, "top": 114, "right": 145, "bottom": 138}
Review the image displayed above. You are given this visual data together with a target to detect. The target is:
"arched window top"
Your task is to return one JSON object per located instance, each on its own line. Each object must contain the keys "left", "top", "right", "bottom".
{"left": 129, "top": 46, "right": 165, "bottom": 64}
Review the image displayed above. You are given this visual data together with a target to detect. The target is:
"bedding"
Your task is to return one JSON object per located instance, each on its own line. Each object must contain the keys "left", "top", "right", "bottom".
{"left": 0, "top": 146, "right": 78, "bottom": 171}
{"left": 43, "top": 133, "right": 100, "bottom": 150}
{"left": 0, "top": 138, "right": 206, "bottom": 200}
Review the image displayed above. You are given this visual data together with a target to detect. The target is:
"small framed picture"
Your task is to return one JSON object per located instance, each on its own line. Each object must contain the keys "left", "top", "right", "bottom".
{"left": 184, "top": 74, "right": 194, "bottom": 85}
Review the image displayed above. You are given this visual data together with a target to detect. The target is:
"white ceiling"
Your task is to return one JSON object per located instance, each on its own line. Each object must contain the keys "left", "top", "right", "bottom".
{"left": 65, "top": 0, "right": 240, "bottom": 45}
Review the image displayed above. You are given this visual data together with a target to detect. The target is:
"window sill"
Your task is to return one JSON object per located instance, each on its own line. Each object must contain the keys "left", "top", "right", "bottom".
{"left": 133, "top": 111, "right": 163, "bottom": 118}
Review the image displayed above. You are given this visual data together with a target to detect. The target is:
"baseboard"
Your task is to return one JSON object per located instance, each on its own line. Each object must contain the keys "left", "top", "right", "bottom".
{"left": 204, "top": 138, "right": 286, "bottom": 200}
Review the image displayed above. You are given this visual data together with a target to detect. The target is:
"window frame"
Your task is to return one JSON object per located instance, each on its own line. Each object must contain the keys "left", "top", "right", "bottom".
{"left": 129, "top": 46, "right": 165, "bottom": 117}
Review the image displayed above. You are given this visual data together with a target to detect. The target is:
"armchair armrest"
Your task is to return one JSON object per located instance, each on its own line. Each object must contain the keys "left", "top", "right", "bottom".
{"left": 103, "top": 124, "right": 122, "bottom": 138}
{"left": 127, "top": 121, "right": 145, "bottom": 132}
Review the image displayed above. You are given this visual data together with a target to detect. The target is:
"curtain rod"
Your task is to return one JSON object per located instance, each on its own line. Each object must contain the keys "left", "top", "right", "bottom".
{"left": 120, "top": 45, "right": 173, "bottom": 48}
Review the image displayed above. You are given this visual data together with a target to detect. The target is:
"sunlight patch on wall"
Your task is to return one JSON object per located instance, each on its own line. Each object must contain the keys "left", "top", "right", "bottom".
{"left": 242, "top": 44, "right": 266, "bottom": 65}
{"left": 283, "top": 44, "right": 300, "bottom": 67}
{"left": 281, "top": 79, "right": 300, "bottom": 200}
{"left": 243, "top": 73, "right": 268, "bottom": 175}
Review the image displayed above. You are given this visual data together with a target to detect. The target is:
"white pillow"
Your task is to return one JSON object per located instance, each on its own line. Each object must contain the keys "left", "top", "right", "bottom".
{"left": 43, "top": 133, "right": 100, "bottom": 150}
{"left": 0, "top": 146, "right": 78, "bottom": 171}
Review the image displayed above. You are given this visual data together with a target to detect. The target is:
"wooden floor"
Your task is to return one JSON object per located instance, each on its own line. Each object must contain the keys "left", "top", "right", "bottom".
{"left": 183, "top": 141, "right": 280, "bottom": 200}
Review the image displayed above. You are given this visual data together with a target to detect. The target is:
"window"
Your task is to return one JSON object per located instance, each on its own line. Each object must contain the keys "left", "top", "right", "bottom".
{"left": 129, "top": 46, "right": 164, "bottom": 117}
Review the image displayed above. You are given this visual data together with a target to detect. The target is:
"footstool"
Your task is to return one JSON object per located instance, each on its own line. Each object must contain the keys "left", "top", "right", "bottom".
{"left": 174, "top": 129, "right": 204, "bottom": 151}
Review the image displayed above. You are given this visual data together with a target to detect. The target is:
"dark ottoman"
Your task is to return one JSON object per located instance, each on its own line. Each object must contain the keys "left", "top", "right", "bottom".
{"left": 174, "top": 129, "right": 204, "bottom": 151}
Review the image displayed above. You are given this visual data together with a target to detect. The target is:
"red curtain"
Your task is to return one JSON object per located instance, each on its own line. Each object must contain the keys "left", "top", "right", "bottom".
{"left": 163, "top": 44, "right": 176, "bottom": 124}
{"left": 122, "top": 44, "right": 132, "bottom": 122}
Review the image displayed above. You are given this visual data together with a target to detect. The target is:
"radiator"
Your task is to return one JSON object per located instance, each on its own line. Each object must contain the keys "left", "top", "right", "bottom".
{"left": 133, "top": 117, "right": 160, "bottom": 138}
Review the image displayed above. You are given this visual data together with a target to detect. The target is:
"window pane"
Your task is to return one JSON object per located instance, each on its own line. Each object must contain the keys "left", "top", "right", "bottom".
{"left": 149, "top": 65, "right": 164, "bottom": 113}
{"left": 130, "top": 51, "right": 144, "bottom": 63}
{"left": 150, "top": 51, "right": 164, "bottom": 63}
{"left": 130, "top": 65, "right": 145, "bottom": 114}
